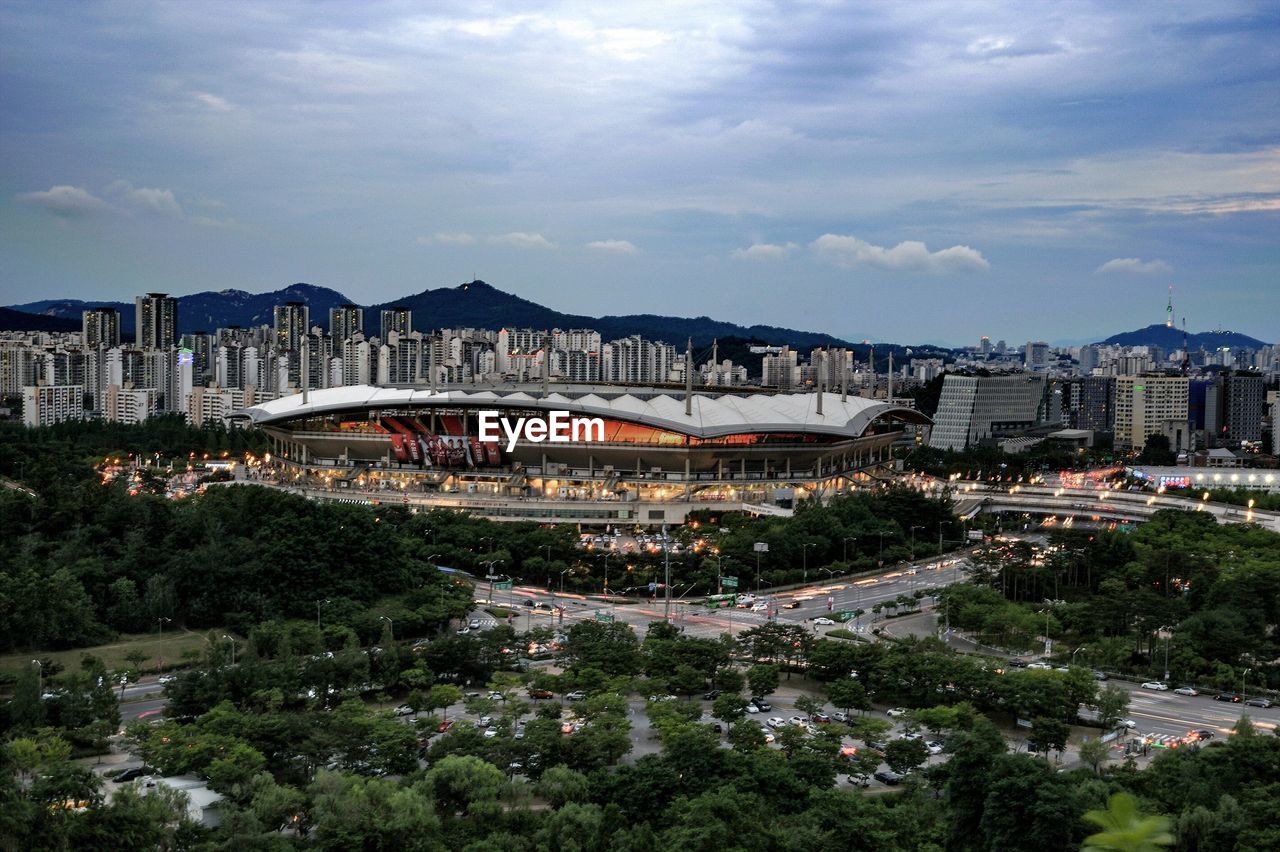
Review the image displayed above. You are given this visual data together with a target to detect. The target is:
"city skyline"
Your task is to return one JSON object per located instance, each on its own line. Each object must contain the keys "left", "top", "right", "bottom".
{"left": 3, "top": 2, "right": 1278, "bottom": 345}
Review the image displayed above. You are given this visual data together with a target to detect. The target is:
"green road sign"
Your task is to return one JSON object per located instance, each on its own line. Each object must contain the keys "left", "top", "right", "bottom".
{"left": 834, "top": 610, "right": 858, "bottom": 622}
{"left": 594, "top": 611, "right": 614, "bottom": 622}
{"left": 721, "top": 576, "right": 739, "bottom": 588}
{"left": 494, "top": 581, "right": 514, "bottom": 591}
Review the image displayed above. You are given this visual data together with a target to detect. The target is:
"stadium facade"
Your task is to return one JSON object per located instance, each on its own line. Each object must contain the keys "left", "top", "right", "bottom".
{"left": 235, "top": 383, "right": 930, "bottom": 525}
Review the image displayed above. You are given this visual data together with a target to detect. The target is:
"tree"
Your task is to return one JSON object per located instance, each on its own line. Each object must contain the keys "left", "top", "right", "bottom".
{"left": 424, "top": 754, "right": 505, "bottom": 818}
{"left": 1082, "top": 792, "right": 1174, "bottom": 852}
{"left": 536, "top": 764, "right": 591, "bottom": 808}
{"left": 711, "top": 693, "right": 748, "bottom": 731}
{"left": 1097, "top": 684, "right": 1131, "bottom": 730}
{"left": 426, "top": 684, "right": 463, "bottom": 721}
{"left": 826, "top": 678, "right": 871, "bottom": 716}
{"left": 1029, "top": 716, "right": 1070, "bottom": 761}
{"left": 727, "top": 720, "right": 766, "bottom": 752}
{"left": 883, "top": 737, "right": 929, "bottom": 774}
{"left": 746, "top": 664, "right": 779, "bottom": 698}
{"left": 1079, "top": 737, "right": 1111, "bottom": 776}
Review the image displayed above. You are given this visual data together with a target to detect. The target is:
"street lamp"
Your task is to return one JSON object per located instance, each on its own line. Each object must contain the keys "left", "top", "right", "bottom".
{"left": 600, "top": 552, "right": 613, "bottom": 594}
{"left": 910, "top": 525, "right": 924, "bottom": 561}
{"left": 31, "top": 659, "right": 42, "bottom": 698}
{"left": 221, "top": 634, "right": 237, "bottom": 666}
{"left": 802, "top": 542, "right": 816, "bottom": 584}
{"left": 843, "top": 536, "right": 856, "bottom": 565}
{"left": 379, "top": 615, "right": 394, "bottom": 640}
{"left": 316, "top": 599, "right": 331, "bottom": 630}
{"left": 481, "top": 559, "right": 504, "bottom": 604}
{"left": 559, "top": 566, "right": 572, "bottom": 595}
{"left": 1242, "top": 667, "right": 1251, "bottom": 700}
{"left": 156, "top": 617, "right": 171, "bottom": 670}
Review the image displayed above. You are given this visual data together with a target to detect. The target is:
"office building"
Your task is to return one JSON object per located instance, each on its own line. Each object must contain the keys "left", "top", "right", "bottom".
{"left": 929, "top": 374, "right": 1046, "bottom": 450}
{"left": 1222, "top": 373, "right": 1265, "bottom": 444}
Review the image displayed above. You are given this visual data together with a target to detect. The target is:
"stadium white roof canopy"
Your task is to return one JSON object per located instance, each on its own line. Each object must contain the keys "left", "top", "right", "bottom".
{"left": 236, "top": 384, "right": 930, "bottom": 440}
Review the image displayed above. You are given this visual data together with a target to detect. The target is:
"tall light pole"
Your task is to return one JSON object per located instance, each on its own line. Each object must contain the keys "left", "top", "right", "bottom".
{"left": 664, "top": 543, "right": 672, "bottom": 623}
{"left": 31, "top": 659, "right": 42, "bottom": 698}
{"left": 910, "top": 525, "right": 924, "bottom": 561}
{"left": 878, "top": 530, "right": 885, "bottom": 568}
{"left": 481, "top": 559, "right": 504, "bottom": 605}
{"left": 379, "top": 615, "right": 394, "bottom": 640}
{"left": 221, "top": 634, "right": 236, "bottom": 666}
{"left": 1242, "top": 667, "right": 1251, "bottom": 700}
{"left": 600, "top": 552, "right": 613, "bottom": 595}
{"left": 316, "top": 599, "right": 330, "bottom": 630}
{"left": 156, "top": 616, "right": 171, "bottom": 670}
{"left": 843, "top": 536, "right": 855, "bottom": 566}
{"left": 802, "top": 542, "right": 815, "bottom": 584}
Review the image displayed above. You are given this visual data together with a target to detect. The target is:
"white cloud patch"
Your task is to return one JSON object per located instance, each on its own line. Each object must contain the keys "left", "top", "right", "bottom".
{"left": 810, "top": 234, "right": 990, "bottom": 273}
{"left": 194, "top": 92, "right": 233, "bottom": 111}
{"left": 106, "top": 181, "right": 184, "bottom": 217}
{"left": 731, "top": 242, "right": 797, "bottom": 261}
{"left": 489, "top": 232, "right": 557, "bottom": 249}
{"left": 16, "top": 185, "right": 110, "bottom": 218}
{"left": 419, "top": 232, "right": 476, "bottom": 245}
{"left": 1095, "top": 257, "right": 1173, "bottom": 275}
{"left": 585, "top": 239, "right": 638, "bottom": 254}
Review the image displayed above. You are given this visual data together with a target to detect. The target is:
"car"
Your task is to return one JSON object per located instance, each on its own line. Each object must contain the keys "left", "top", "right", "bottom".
{"left": 648, "top": 694, "right": 677, "bottom": 703}
{"left": 528, "top": 688, "right": 554, "bottom": 699}
{"left": 483, "top": 727, "right": 498, "bottom": 738}
{"left": 1119, "top": 719, "right": 1137, "bottom": 729}
{"left": 812, "top": 617, "right": 835, "bottom": 625}
{"left": 865, "top": 741, "right": 887, "bottom": 755}
{"left": 758, "top": 727, "right": 776, "bottom": 743}
{"left": 1006, "top": 658, "right": 1028, "bottom": 668}
{"left": 751, "top": 603, "right": 769, "bottom": 612}
{"left": 1244, "top": 697, "right": 1273, "bottom": 708}
{"left": 522, "top": 599, "right": 536, "bottom": 607}
{"left": 1213, "top": 693, "right": 1243, "bottom": 703}
{"left": 886, "top": 707, "right": 907, "bottom": 718}
{"left": 1141, "top": 682, "right": 1169, "bottom": 691}
{"left": 1092, "top": 671, "right": 1109, "bottom": 681}
{"left": 157, "top": 675, "right": 177, "bottom": 684}
{"left": 465, "top": 692, "right": 481, "bottom": 699}
{"left": 873, "top": 769, "right": 904, "bottom": 785}
{"left": 1173, "top": 687, "right": 1198, "bottom": 696}
{"left": 477, "top": 715, "right": 493, "bottom": 727}
{"left": 394, "top": 704, "right": 416, "bottom": 716}
{"left": 831, "top": 711, "right": 849, "bottom": 724}
{"left": 1026, "top": 662, "right": 1052, "bottom": 670}
{"left": 455, "top": 626, "right": 471, "bottom": 635}
{"left": 812, "top": 712, "right": 831, "bottom": 724}
{"left": 487, "top": 691, "right": 505, "bottom": 701}
{"left": 767, "top": 716, "right": 787, "bottom": 728}
{"left": 437, "top": 719, "right": 455, "bottom": 733}
{"left": 111, "top": 767, "right": 150, "bottom": 783}
{"left": 839, "top": 745, "right": 859, "bottom": 760}
{"left": 848, "top": 772, "right": 871, "bottom": 788}
{"left": 565, "top": 690, "right": 587, "bottom": 701}
{"left": 925, "top": 741, "right": 944, "bottom": 755}
{"left": 789, "top": 715, "right": 807, "bottom": 726}
{"left": 744, "top": 703, "right": 760, "bottom": 714}
{"left": 702, "top": 689, "right": 722, "bottom": 700}
{"left": 750, "top": 698, "right": 772, "bottom": 712}
{"left": 783, "top": 601, "right": 802, "bottom": 609}
{"left": 1193, "top": 729, "right": 1215, "bottom": 740}
{"left": 468, "top": 619, "right": 481, "bottom": 629}
{"left": 514, "top": 726, "right": 525, "bottom": 739}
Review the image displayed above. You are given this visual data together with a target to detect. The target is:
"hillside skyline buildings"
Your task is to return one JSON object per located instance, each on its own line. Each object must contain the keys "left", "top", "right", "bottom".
{"left": 2, "top": 3, "right": 1278, "bottom": 344}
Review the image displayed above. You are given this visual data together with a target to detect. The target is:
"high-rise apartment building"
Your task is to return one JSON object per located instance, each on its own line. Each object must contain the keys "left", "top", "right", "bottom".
{"left": 1114, "top": 375, "right": 1189, "bottom": 452}
{"left": 381, "top": 307, "right": 413, "bottom": 338}
{"left": 23, "top": 384, "right": 84, "bottom": 427}
{"left": 82, "top": 308, "right": 121, "bottom": 347}
{"left": 273, "top": 302, "right": 309, "bottom": 352}
{"left": 329, "top": 304, "right": 363, "bottom": 341}
{"left": 135, "top": 293, "right": 178, "bottom": 349}
{"left": 1222, "top": 373, "right": 1264, "bottom": 444}
{"left": 1073, "top": 376, "right": 1116, "bottom": 434}
{"left": 761, "top": 346, "right": 800, "bottom": 389}
{"left": 1024, "top": 341, "right": 1050, "bottom": 369}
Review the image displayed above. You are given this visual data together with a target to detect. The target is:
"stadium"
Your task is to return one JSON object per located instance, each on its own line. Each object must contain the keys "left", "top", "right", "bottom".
{"left": 235, "top": 384, "right": 931, "bottom": 525}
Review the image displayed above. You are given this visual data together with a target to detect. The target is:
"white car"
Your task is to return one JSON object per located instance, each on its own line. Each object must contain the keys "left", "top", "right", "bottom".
{"left": 812, "top": 617, "right": 835, "bottom": 625}
{"left": 751, "top": 603, "right": 769, "bottom": 612}
{"left": 925, "top": 741, "right": 944, "bottom": 755}
{"left": 1173, "top": 686, "right": 1198, "bottom": 696}
{"left": 1141, "top": 682, "right": 1169, "bottom": 691}
{"left": 455, "top": 626, "right": 471, "bottom": 635}
{"left": 788, "top": 715, "right": 807, "bottom": 727}
{"left": 744, "top": 704, "right": 760, "bottom": 714}
{"left": 767, "top": 716, "right": 787, "bottom": 728}
{"left": 1026, "top": 662, "right": 1052, "bottom": 670}
{"left": 886, "top": 707, "right": 908, "bottom": 718}
{"left": 157, "top": 675, "right": 176, "bottom": 684}
{"left": 1119, "top": 719, "right": 1137, "bottom": 729}
{"left": 483, "top": 727, "right": 498, "bottom": 738}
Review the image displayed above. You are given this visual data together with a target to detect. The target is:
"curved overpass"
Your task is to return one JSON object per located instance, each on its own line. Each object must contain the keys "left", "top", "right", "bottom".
{"left": 953, "top": 482, "right": 1280, "bottom": 533}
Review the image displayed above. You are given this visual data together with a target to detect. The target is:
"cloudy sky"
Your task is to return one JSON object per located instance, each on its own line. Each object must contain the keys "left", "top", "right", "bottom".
{"left": 2, "top": 1, "right": 1277, "bottom": 345}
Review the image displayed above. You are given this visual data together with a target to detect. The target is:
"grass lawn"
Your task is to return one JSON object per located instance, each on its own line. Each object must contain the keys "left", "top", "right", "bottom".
{"left": 0, "top": 627, "right": 216, "bottom": 678}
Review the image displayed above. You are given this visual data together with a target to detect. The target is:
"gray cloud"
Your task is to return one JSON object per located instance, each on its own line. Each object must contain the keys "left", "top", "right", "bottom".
{"left": 420, "top": 232, "right": 477, "bottom": 245}
{"left": 811, "top": 234, "right": 990, "bottom": 273}
{"left": 731, "top": 242, "right": 796, "bottom": 261}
